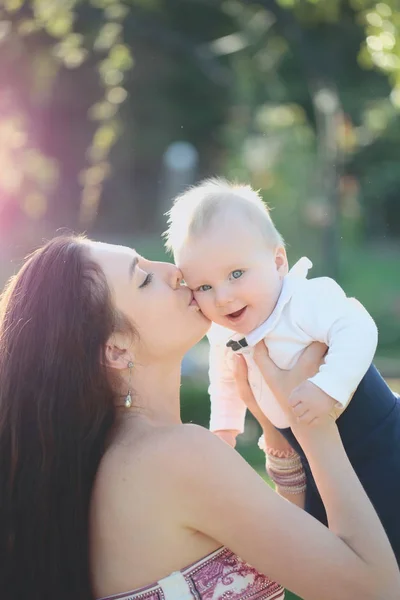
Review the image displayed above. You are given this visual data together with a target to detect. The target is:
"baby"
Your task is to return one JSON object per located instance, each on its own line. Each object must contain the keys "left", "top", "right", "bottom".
{"left": 164, "top": 178, "right": 378, "bottom": 453}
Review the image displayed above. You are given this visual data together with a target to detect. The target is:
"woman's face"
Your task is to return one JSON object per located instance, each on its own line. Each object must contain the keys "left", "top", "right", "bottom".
{"left": 87, "top": 242, "right": 210, "bottom": 361}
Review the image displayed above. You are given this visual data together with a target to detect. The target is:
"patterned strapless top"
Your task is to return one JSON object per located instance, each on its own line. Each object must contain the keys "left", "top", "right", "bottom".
{"left": 97, "top": 546, "right": 284, "bottom": 600}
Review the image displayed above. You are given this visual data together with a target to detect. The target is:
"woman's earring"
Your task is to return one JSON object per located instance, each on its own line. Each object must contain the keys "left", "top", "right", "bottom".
{"left": 124, "top": 360, "right": 134, "bottom": 408}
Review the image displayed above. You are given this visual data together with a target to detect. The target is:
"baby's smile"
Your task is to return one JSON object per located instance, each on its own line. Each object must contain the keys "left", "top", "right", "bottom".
{"left": 225, "top": 306, "right": 248, "bottom": 326}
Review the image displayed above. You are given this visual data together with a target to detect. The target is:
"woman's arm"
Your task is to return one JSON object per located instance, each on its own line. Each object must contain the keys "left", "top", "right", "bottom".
{"left": 167, "top": 344, "right": 400, "bottom": 600}
{"left": 251, "top": 341, "right": 400, "bottom": 590}
{"left": 169, "top": 423, "right": 398, "bottom": 600}
{"left": 233, "top": 354, "right": 306, "bottom": 507}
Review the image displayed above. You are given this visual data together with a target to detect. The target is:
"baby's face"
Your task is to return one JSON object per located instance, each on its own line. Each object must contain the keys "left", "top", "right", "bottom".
{"left": 176, "top": 213, "right": 287, "bottom": 335}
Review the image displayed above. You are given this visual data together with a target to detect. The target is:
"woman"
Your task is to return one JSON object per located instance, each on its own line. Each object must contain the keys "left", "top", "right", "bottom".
{"left": 0, "top": 234, "right": 398, "bottom": 600}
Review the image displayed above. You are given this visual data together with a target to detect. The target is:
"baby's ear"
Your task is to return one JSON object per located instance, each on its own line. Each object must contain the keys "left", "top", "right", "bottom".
{"left": 275, "top": 246, "right": 288, "bottom": 276}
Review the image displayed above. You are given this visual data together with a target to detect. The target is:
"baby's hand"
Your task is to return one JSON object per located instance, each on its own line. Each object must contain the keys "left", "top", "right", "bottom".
{"left": 289, "top": 381, "right": 338, "bottom": 425}
{"left": 214, "top": 429, "right": 239, "bottom": 448}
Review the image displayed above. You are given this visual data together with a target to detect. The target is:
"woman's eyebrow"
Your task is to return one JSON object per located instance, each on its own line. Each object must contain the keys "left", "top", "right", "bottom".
{"left": 128, "top": 256, "right": 139, "bottom": 280}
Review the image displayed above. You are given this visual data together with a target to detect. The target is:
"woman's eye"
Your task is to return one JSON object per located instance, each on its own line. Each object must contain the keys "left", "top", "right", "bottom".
{"left": 139, "top": 272, "right": 154, "bottom": 288}
{"left": 197, "top": 284, "right": 211, "bottom": 292}
{"left": 231, "top": 269, "right": 244, "bottom": 280}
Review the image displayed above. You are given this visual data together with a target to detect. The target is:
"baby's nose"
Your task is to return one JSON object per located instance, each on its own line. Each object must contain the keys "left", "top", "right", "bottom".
{"left": 215, "top": 288, "right": 233, "bottom": 307}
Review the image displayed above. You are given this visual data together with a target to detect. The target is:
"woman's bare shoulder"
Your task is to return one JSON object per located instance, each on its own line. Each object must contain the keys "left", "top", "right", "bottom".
{"left": 139, "top": 422, "right": 252, "bottom": 492}
{"left": 151, "top": 423, "right": 233, "bottom": 464}
{"left": 132, "top": 423, "right": 226, "bottom": 473}
{"left": 99, "top": 422, "right": 223, "bottom": 484}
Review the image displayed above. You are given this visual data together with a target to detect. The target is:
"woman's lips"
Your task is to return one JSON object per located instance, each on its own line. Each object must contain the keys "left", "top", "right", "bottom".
{"left": 189, "top": 292, "right": 201, "bottom": 310}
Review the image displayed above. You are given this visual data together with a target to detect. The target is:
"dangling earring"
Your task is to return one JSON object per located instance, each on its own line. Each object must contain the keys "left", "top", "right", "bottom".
{"left": 124, "top": 360, "right": 134, "bottom": 408}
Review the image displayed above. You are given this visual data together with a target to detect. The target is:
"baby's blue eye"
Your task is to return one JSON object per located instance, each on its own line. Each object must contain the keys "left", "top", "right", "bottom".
{"left": 198, "top": 284, "right": 212, "bottom": 292}
{"left": 231, "top": 270, "right": 244, "bottom": 280}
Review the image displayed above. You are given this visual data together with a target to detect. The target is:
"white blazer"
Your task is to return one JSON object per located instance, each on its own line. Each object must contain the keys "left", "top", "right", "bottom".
{"left": 207, "top": 258, "right": 378, "bottom": 430}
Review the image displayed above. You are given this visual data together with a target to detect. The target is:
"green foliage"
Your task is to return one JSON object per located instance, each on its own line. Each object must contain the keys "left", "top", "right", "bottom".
{"left": 1, "top": 0, "right": 400, "bottom": 233}
{"left": 273, "top": 0, "right": 400, "bottom": 105}
{"left": 355, "top": 2, "right": 400, "bottom": 94}
{"left": 335, "top": 2, "right": 399, "bottom": 95}
{"left": 0, "top": 0, "right": 132, "bottom": 225}
{"left": 0, "top": 1, "right": 399, "bottom": 355}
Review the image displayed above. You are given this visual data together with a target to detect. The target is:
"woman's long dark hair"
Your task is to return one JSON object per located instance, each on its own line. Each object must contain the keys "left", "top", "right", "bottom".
{"left": 0, "top": 235, "right": 129, "bottom": 599}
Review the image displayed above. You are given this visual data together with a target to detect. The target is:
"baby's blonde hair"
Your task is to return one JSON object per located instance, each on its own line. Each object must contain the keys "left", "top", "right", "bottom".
{"left": 164, "top": 177, "right": 284, "bottom": 255}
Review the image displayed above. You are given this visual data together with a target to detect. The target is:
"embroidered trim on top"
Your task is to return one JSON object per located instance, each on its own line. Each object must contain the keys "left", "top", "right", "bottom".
{"left": 98, "top": 547, "right": 284, "bottom": 600}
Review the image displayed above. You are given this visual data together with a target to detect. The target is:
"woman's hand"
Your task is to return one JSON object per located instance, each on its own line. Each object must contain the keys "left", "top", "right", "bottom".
{"left": 232, "top": 344, "right": 316, "bottom": 509}
{"left": 254, "top": 342, "right": 328, "bottom": 424}
{"left": 232, "top": 351, "right": 274, "bottom": 431}
{"left": 253, "top": 341, "right": 327, "bottom": 401}
{"left": 233, "top": 341, "right": 328, "bottom": 425}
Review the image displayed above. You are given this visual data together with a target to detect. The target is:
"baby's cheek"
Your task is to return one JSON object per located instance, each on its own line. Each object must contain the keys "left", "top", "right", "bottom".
{"left": 193, "top": 292, "right": 213, "bottom": 318}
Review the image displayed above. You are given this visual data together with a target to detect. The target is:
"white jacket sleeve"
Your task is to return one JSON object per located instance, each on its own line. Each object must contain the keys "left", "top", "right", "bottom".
{"left": 292, "top": 277, "right": 378, "bottom": 407}
{"left": 208, "top": 338, "right": 247, "bottom": 433}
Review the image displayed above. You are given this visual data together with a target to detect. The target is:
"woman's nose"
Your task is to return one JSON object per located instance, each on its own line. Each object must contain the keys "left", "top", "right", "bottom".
{"left": 168, "top": 264, "right": 183, "bottom": 289}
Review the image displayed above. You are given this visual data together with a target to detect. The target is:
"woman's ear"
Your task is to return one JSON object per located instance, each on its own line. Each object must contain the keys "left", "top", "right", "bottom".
{"left": 104, "top": 332, "right": 132, "bottom": 370}
{"left": 275, "top": 246, "right": 288, "bottom": 277}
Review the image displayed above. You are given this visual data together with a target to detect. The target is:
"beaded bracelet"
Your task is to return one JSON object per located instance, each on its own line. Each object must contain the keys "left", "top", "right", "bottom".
{"left": 258, "top": 435, "right": 307, "bottom": 495}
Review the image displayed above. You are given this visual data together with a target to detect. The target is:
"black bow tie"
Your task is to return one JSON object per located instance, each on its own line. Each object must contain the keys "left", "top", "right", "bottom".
{"left": 226, "top": 338, "right": 249, "bottom": 352}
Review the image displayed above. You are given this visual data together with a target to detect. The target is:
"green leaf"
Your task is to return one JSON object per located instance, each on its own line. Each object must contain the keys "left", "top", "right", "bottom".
{"left": 108, "top": 43, "right": 134, "bottom": 71}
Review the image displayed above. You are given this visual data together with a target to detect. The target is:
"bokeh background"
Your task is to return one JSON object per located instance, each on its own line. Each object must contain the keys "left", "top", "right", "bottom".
{"left": 0, "top": 1, "right": 399, "bottom": 598}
